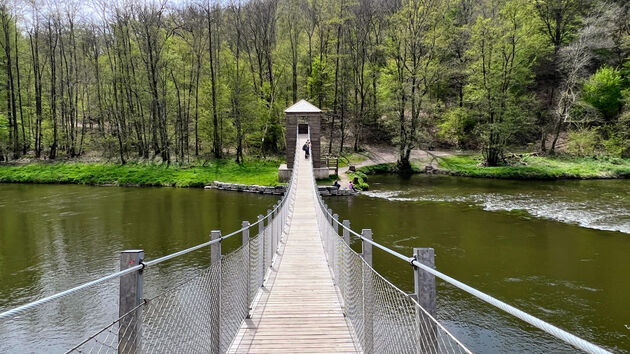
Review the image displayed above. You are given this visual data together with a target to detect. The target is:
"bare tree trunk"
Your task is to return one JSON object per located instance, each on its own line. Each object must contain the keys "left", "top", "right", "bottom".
{"left": 48, "top": 20, "right": 58, "bottom": 160}
{"left": 207, "top": 4, "right": 222, "bottom": 158}
{"left": 29, "top": 28, "right": 43, "bottom": 158}
{"left": 14, "top": 20, "right": 26, "bottom": 154}
{"left": 1, "top": 9, "right": 19, "bottom": 158}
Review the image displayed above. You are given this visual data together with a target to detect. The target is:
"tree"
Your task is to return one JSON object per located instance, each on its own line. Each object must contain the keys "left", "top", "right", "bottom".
{"left": 466, "top": 0, "right": 545, "bottom": 166}
{"left": 533, "top": 0, "right": 586, "bottom": 152}
{"left": 386, "top": 0, "right": 446, "bottom": 170}
{"left": 582, "top": 66, "right": 623, "bottom": 120}
{"left": 551, "top": 3, "right": 618, "bottom": 152}
{"left": 28, "top": 0, "right": 44, "bottom": 158}
{"left": 0, "top": 3, "right": 19, "bottom": 158}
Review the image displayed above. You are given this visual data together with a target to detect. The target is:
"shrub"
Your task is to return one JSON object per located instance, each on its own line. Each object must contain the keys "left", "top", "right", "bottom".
{"left": 567, "top": 128, "right": 598, "bottom": 157}
{"left": 437, "top": 107, "right": 476, "bottom": 148}
{"left": 583, "top": 66, "right": 623, "bottom": 120}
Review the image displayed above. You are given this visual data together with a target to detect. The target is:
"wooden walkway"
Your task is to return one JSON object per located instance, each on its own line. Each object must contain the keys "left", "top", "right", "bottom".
{"left": 228, "top": 136, "right": 359, "bottom": 353}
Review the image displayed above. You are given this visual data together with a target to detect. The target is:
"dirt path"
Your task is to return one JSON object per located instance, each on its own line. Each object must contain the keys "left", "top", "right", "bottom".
{"left": 334, "top": 145, "right": 462, "bottom": 187}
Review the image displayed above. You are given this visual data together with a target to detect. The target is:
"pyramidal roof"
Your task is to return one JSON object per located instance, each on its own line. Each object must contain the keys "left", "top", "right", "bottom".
{"left": 284, "top": 99, "right": 322, "bottom": 113}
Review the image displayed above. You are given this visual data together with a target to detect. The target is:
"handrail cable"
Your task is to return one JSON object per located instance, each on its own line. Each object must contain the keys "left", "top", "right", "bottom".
{"left": 0, "top": 159, "right": 295, "bottom": 322}
{"left": 315, "top": 181, "right": 610, "bottom": 354}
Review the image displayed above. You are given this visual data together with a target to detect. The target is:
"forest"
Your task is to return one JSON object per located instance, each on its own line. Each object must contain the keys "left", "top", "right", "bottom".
{"left": 0, "top": 0, "right": 628, "bottom": 169}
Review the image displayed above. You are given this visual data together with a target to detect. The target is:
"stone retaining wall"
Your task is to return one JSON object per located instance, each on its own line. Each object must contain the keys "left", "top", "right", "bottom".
{"left": 318, "top": 186, "right": 356, "bottom": 196}
{"left": 205, "top": 181, "right": 356, "bottom": 197}
{"left": 205, "top": 181, "right": 286, "bottom": 195}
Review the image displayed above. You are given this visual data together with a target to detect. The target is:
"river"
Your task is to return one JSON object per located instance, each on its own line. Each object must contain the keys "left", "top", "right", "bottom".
{"left": 0, "top": 184, "right": 277, "bottom": 353}
{"left": 1, "top": 177, "right": 628, "bottom": 352}
{"left": 325, "top": 175, "right": 629, "bottom": 353}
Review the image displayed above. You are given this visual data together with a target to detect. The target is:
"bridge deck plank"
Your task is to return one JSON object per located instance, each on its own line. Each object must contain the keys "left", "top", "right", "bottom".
{"left": 228, "top": 135, "right": 360, "bottom": 353}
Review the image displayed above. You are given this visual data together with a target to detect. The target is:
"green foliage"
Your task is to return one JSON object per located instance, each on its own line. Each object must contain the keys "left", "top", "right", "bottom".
{"left": 438, "top": 107, "right": 476, "bottom": 148}
{"left": 0, "top": 160, "right": 281, "bottom": 187}
{"left": 307, "top": 58, "right": 333, "bottom": 106}
{"left": 357, "top": 163, "right": 398, "bottom": 175}
{"left": 567, "top": 128, "right": 599, "bottom": 156}
{"left": 465, "top": 0, "right": 547, "bottom": 165}
{"left": 0, "top": 0, "right": 627, "bottom": 172}
{"left": 617, "top": 110, "right": 630, "bottom": 157}
{"left": 337, "top": 153, "right": 367, "bottom": 168}
{"left": 438, "top": 155, "right": 630, "bottom": 179}
{"left": 315, "top": 174, "right": 339, "bottom": 185}
{"left": 601, "top": 134, "right": 627, "bottom": 158}
{"left": 346, "top": 170, "right": 370, "bottom": 191}
{"left": 583, "top": 66, "right": 624, "bottom": 120}
{"left": 0, "top": 114, "right": 8, "bottom": 159}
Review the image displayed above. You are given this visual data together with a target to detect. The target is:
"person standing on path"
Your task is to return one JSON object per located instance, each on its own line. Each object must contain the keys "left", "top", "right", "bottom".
{"left": 303, "top": 140, "right": 310, "bottom": 159}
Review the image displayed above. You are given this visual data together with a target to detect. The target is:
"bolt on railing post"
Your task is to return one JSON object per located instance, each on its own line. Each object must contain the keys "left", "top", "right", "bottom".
{"left": 414, "top": 248, "right": 437, "bottom": 352}
{"left": 361, "top": 229, "right": 373, "bottom": 354}
{"left": 118, "top": 250, "right": 144, "bottom": 354}
{"left": 242, "top": 221, "right": 251, "bottom": 318}
{"left": 210, "top": 230, "right": 222, "bottom": 354}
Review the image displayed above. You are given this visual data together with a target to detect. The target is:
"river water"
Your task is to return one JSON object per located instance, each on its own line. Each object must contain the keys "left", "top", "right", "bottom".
{"left": 325, "top": 175, "right": 629, "bottom": 353}
{"left": 1, "top": 177, "right": 628, "bottom": 352}
{"left": 0, "top": 184, "right": 277, "bottom": 353}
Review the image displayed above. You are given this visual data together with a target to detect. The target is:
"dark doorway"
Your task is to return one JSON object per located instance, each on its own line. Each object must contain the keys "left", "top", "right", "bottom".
{"left": 298, "top": 123, "right": 308, "bottom": 134}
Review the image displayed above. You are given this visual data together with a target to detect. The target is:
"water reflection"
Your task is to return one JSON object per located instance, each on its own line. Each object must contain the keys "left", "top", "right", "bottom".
{"left": 0, "top": 184, "right": 277, "bottom": 353}
{"left": 326, "top": 175, "right": 629, "bottom": 352}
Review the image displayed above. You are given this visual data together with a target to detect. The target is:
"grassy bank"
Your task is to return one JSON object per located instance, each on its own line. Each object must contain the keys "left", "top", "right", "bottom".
{"left": 0, "top": 160, "right": 281, "bottom": 187}
{"left": 437, "top": 155, "right": 630, "bottom": 179}
{"left": 338, "top": 153, "right": 368, "bottom": 168}
{"left": 344, "top": 163, "right": 399, "bottom": 190}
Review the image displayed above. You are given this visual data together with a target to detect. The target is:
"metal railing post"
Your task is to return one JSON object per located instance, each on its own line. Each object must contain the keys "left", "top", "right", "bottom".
{"left": 341, "top": 220, "right": 351, "bottom": 311}
{"left": 118, "top": 250, "right": 144, "bottom": 354}
{"left": 361, "top": 229, "right": 373, "bottom": 354}
{"left": 243, "top": 221, "right": 251, "bottom": 318}
{"left": 414, "top": 248, "right": 437, "bottom": 352}
{"left": 361, "top": 229, "right": 373, "bottom": 266}
{"left": 282, "top": 195, "right": 287, "bottom": 227}
{"left": 258, "top": 214, "right": 264, "bottom": 286}
{"left": 327, "top": 208, "right": 333, "bottom": 262}
{"left": 210, "top": 230, "right": 222, "bottom": 354}
{"left": 272, "top": 203, "right": 278, "bottom": 253}
{"left": 266, "top": 209, "right": 272, "bottom": 269}
{"left": 332, "top": 214, "right": 339, "bottom": 282}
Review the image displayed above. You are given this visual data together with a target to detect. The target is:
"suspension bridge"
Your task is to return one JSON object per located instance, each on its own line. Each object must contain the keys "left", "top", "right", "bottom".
{"left": 0, "top": 109, "right": 614, "bottom": 353}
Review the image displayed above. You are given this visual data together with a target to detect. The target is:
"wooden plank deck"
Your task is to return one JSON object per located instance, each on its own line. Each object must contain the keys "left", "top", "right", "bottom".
{"left": 228, "top": 136, "right": 360, "bottom": 353}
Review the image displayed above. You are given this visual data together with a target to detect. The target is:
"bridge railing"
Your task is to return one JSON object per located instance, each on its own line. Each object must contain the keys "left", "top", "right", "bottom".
{"left": 310, "top": 152, "right": 610, "bottom": 354}
{"left": 309, "top": 154, "right": 471, "bottom": 354}
{"left": 0, "top": 142, "right": 301, "bottom": 353}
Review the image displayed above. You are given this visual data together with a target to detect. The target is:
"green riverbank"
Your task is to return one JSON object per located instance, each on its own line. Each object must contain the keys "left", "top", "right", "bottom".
{"left": 437, "top": 155, "right": 630, "bottom": 179}
{"left": 0, "top": 160, "right": 281, "bottom": 187}
{"left": 346, "top": 155, "right": 629, "bottom": 190}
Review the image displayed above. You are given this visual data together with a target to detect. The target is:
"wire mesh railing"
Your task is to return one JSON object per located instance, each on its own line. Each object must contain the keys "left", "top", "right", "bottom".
{"left": 1, "top": 140, "right": 300, "bottom": 354}
{"left": 310, "top": 139, "right": 610, "bottom": 353}
{"left": 62, "top": 182, "right": 296, "bottom": 354}
{"left": 310, "top": 156, "right": 470, "bottom": 354}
